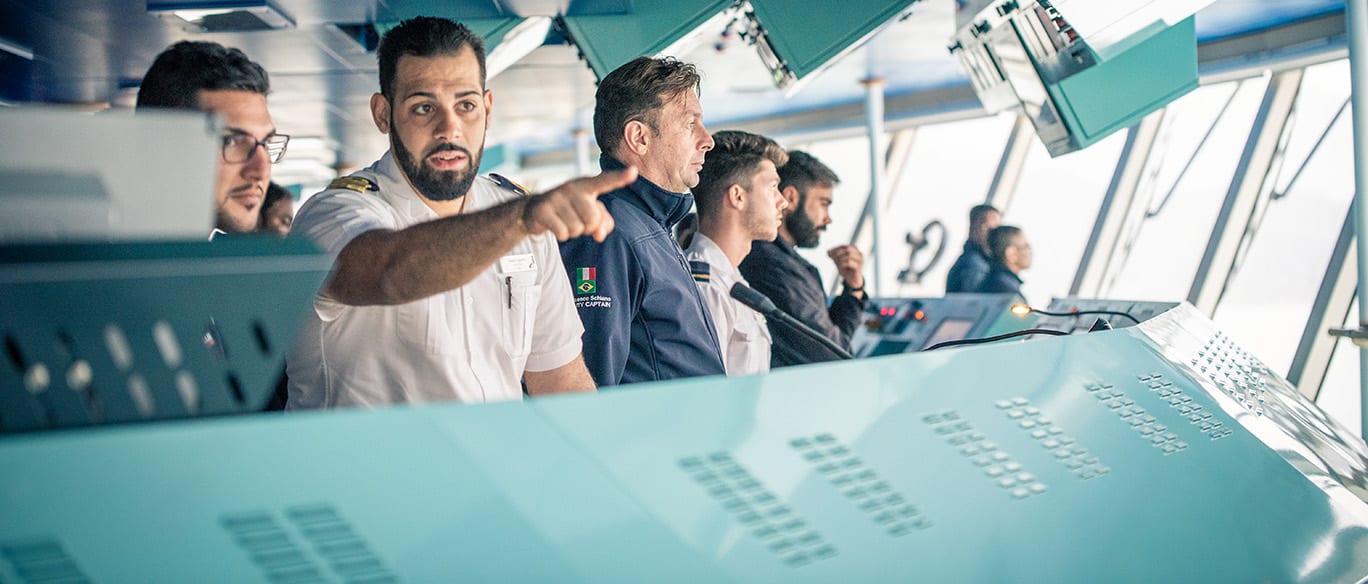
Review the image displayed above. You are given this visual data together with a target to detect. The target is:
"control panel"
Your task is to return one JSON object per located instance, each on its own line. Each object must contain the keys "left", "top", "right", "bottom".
{"left": 850, "top": 293, "right": 1031, "bottom": 357}
{"left": 1034, "top": 297, "right": 1179, "bottom": 334}
{"left": 850, "top": 296, "right": 1180, "bottom": 358}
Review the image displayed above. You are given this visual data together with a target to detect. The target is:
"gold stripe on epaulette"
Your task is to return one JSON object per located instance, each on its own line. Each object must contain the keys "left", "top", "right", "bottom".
{"left": 328, "top": 176, "right": 377, "bottom": 193}
{"left": 490, "top": 173, "right": 530, "bottom": 196}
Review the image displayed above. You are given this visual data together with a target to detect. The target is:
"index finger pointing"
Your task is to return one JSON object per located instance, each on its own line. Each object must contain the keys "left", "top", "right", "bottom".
{"left": 539, "top": 166, "right": 638, "bottom": 203}
{"left": 592, "top": 202, "right": 616, "bottom": 242}
{"left": 580, "top": 166, "right": 637, "bottom": 198}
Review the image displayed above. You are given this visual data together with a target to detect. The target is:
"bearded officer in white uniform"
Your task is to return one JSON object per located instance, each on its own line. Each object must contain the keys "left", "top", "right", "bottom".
{"left": 287, "top": 17, "right": 635, "bottom": 408}
{"left": 684, "top": 130, "right": 789, "bottom": 376}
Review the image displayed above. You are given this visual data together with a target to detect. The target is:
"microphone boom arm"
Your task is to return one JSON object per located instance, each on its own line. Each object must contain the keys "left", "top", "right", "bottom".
{"left": 730, "top": 283, "right": 854, "bottom": 361}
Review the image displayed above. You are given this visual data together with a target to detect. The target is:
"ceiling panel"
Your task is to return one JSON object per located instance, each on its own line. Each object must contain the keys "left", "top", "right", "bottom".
{"left": 1196, "top": 0, "right": 1342, "bottom": 39}
{"left": 0, "top": 0, "right": 1351, "bottom": 178}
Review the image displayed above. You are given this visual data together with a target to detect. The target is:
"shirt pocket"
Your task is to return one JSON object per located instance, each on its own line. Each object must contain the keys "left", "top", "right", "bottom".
{"left": 502, "top": 271, "right": 540, "bottom": 359}
{"left": 395, "top": 295, "right": 459, "bottom": 355}
{"left": 722, "top": 326, "right": 751, "bottom": 368}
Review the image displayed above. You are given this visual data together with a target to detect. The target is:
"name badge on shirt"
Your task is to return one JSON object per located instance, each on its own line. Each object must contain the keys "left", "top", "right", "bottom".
{"left": 499, "top": 253, "right": 535, "bottom": 274}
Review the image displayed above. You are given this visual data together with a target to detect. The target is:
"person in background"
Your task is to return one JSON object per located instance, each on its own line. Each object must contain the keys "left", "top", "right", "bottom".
{"left": 945, "top": 204, "right": 1001, "bottom": 293}
{"left": 137, "top": 41, "right": 288, "bottom": 238}
{"left": 287, "top": 17, "right": 635, "bottom": 409}
{"left": 739, "top": 151, "right": 866, "bottom": 368}
{"left": 685, "top": 130, "right": 788, "bottom": 376}
{"left": 558, "top": 56, "right": 725, "bottom": 387}
{"left": 257, "top": 182, "right": 294, "bottom": 237}
{"left": 975, "top": 224, "right": 1031, "bottom": 300}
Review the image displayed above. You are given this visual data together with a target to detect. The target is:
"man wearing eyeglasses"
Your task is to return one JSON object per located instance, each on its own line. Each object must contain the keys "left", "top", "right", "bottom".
{"left": 137, "top": 41, "right": 288, "bottom": 237}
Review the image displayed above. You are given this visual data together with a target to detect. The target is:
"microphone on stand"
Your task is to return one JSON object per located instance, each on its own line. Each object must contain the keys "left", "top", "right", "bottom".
{"left": 730, "top": 282, "right": 854, "bottom": 361}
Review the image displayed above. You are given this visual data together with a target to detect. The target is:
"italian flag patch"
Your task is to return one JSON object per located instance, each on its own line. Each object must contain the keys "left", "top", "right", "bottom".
{"left": 575, "top": 267, "right": 597, "bottom": 295}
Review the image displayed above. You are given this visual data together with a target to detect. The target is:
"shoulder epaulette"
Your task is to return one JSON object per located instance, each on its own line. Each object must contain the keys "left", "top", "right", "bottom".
{"left": 690, "top": 260, "right": 711, "bottom": 282}
{"left": 328, "top": 176, "right": 377, "bottom": 194}
{"left": 490, "top": 173, "right": 530, "bottom": 196}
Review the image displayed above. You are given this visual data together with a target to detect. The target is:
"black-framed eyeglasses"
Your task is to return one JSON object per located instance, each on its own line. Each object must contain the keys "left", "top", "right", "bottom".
{"left": 221, "top": 132, "right": 290, "bottom": 164}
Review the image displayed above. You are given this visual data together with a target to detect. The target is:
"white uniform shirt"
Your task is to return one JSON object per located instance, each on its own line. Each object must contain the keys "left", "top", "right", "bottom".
{"left": 286, "top": 151, "right": 584, "bottom": 408}
{"left": 684, "top": 233, "right": 771, "bottom": 376}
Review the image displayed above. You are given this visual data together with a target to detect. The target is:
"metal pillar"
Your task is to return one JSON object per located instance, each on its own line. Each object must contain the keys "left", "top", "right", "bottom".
{"left": 1070, "top": 110, "right": 1167, "bottom": 297}
{"left": 574, "top": 128, "right": 593, "bottom": 176}
{"left": 1289, "top": 204, "right": 1357, "bottom": 399}
{"left": 880, "top": 128, "right": 917, "bottom": 213}
{"left": 984, "top": 113, "right": 1035, "bottom": 212}
{"left": 1187, "top": 69, "right": 1302, "bottom": 316}
{"left": 848, "top": 128, "right": 916, "bottom": 243}
{"left": 1346, "top": 0, "right": 1368, "bottom": 438}
{"left": 843, "top": 128, "right": 915, "bottom": 297}
{"left": 863, "top": 77, "right": 887, "bottom": 298}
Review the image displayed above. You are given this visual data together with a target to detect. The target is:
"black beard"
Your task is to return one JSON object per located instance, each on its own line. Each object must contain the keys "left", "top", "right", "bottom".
{"left": 391, "top": 131, "right": 480, "bottom": 202}
{"left": 786, "top": 206, "right": 822, "bottom": 248}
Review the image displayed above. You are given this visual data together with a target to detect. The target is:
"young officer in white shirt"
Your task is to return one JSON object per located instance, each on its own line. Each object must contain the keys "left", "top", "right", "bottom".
{"left": 287, "top": 17, "right": 635, "bottom": 408}
{"left": 684, "top": 131, "right": 789, "bottom": 376}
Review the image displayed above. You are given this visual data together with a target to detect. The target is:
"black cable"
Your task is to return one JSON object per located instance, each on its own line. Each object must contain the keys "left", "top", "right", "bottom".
{"left": 1030, "top": 308, "right": 1140, "bottom": 326}
{"left": 923, "top": 328, "right": 1069, "bottom": 351}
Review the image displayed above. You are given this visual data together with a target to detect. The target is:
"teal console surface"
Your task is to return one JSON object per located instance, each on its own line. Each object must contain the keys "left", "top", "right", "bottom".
{"left": 2, "top": 303, "right": 1367, "bottom": 582}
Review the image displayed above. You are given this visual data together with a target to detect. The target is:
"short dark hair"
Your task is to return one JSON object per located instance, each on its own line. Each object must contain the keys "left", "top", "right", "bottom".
{"left": 137, "top": 41, "right": 270, "bottom": 110}
{"left": 257, "top": 182, "right": 292, "bottom": 230}
{"left": 970, "top": 204, "right": 1000, "bottom": 226}
{"left": 693, "top": 130, "right": 787, "bottom": 218}
{"left": 377, "top": 17, "right": 487, "bottom": 100}
{"left": 778, "top": 150, "right": 839, "bottom": 199}
{"left": 594, "top": 56, "right": 701, "bottom": 157}
{"left": 986, "top": 225, "right": 1023, "bottom": 262}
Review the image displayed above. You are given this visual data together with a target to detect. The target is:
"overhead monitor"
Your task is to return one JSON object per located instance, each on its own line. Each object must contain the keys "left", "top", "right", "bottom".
{"left": 560, "top": 0, "right": 734, "bottom": 81}
{"left": 746, "top": 0, "right": 919, "bottom": 93}
{"left": 0, "top": 108, "right": 218, "bottom": 242}
{"left": 951, "top": 0, "right": 1217, "bottom": 156}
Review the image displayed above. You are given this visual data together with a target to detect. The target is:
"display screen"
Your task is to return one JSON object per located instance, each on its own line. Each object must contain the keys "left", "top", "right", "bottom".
{"left": 868, "top": 340, "right": 912, "bottom": 357}
{"left": 920, "top": 318, "right": 976, "bottom": 350}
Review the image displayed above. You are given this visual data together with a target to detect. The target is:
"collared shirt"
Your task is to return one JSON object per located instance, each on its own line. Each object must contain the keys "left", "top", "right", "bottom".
{"left": 946, "top": 240, "right": 992, "bottom": 293}
{"left": 286, "top": 151, "right": 583, "bottom": 408}
{"left": 558, "top": 154, "right": 725, "bottom": 387}
{"left": 739, "top": 237, "right": 865, "bottom": 368}
{"left": 684, "top": 233, "right": 771, "bottom": 376}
